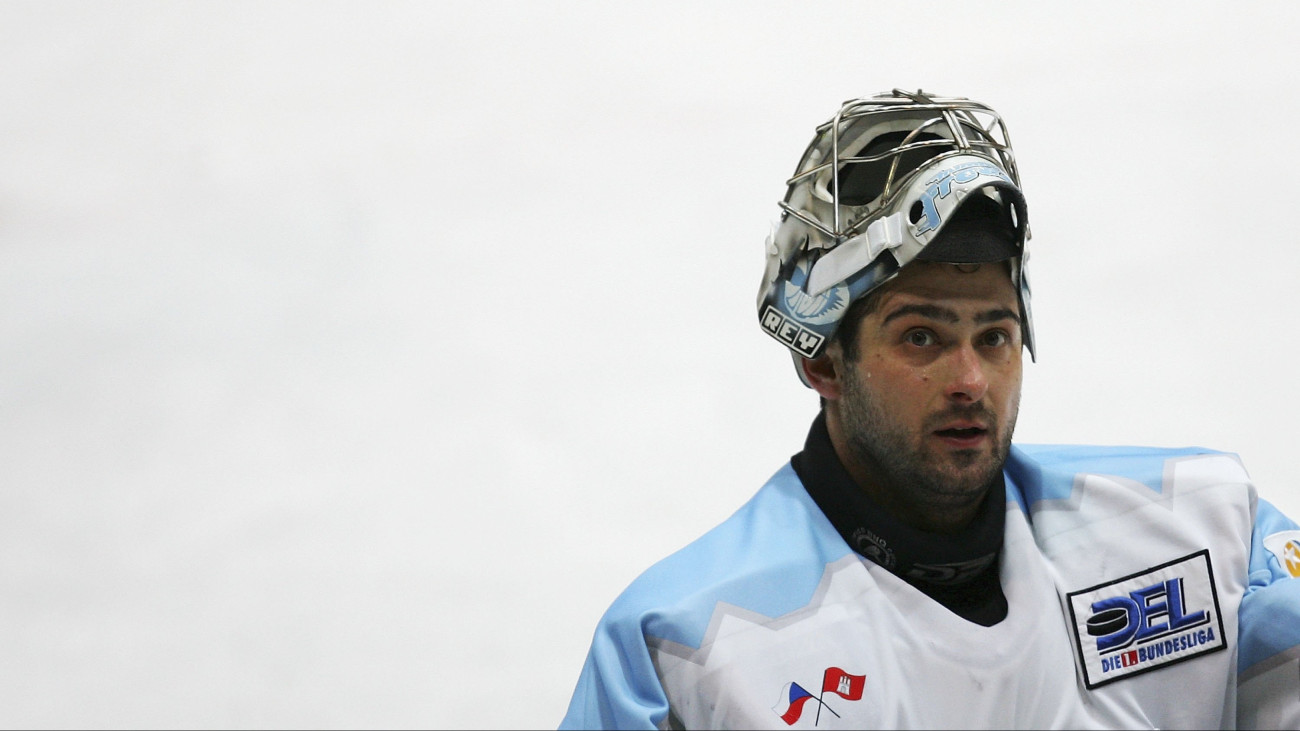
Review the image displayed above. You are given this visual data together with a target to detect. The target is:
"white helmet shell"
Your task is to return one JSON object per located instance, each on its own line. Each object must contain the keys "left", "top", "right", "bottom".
{"left": 757, "top": 90, "right": 1034, "bottom": 382}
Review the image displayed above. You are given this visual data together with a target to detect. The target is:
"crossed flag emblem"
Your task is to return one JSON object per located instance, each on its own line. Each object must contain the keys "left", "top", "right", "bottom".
{"left": 772, "top": 667, "right": 866, "bottom": 726}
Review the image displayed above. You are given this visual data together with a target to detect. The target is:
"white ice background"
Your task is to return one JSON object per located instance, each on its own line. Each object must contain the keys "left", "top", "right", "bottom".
{"left": 3, "top": 2, "right": 1299, "bottom": 728}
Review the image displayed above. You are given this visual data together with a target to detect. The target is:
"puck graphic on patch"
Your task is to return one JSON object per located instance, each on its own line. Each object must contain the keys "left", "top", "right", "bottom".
{"left": 1085, "top": 607, "right": 1129, "bottom": 637}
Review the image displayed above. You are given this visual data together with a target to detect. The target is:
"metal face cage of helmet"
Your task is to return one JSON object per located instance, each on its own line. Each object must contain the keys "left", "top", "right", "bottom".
{"left": 756, "top": 89, "right": 1035, "bottom": 385}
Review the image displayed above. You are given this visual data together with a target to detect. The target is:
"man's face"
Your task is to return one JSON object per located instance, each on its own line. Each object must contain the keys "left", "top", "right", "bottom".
{"left": 829, "top": 261, "right": 1023, "bottom": 531}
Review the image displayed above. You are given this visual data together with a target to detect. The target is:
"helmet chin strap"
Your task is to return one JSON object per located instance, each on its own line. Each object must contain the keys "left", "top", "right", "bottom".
{"left": 805, "top": 214, "right": 906, "bottom": 297}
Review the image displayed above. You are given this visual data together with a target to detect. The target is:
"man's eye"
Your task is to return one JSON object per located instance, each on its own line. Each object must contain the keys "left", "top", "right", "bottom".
{"left": 905, "top": 329, "right": 936, "bottom": 346}
{"left": 982, "top": 330, "right": 1009, "bottom": 347}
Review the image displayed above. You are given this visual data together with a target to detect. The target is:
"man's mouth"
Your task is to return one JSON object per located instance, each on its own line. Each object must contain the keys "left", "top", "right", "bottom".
{"left": 933, "top": 424, "right": 989, "bottom": 447}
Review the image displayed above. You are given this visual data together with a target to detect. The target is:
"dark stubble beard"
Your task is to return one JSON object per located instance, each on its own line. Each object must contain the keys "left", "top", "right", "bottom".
{"left": 837, "top": 368, "right": 1018, "bottom": 520}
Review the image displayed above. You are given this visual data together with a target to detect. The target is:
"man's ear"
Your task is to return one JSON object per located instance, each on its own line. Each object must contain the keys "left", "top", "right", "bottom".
{"left": 801, "top": 349, "right": 844, "bottom": 401}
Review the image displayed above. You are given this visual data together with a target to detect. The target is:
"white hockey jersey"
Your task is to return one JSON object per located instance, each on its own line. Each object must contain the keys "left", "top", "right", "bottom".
{"left": 560, "top": 443, "right": 1300, "bottom": 729}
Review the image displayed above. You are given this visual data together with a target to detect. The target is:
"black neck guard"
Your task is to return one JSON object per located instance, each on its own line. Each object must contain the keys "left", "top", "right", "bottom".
{"left": 792, "top": 411, "right": 1008, "bottom": 626}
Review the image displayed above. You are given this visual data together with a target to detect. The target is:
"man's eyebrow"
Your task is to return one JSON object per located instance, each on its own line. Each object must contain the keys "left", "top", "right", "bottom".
{"left": 975, "top": 307, "right": 1021, "bottom": 325}
{"left": 881, "top": 304, "right": 959, "bottom": 325}
{"left": 881, "top": 304, "right": 1021, "bottom": 326}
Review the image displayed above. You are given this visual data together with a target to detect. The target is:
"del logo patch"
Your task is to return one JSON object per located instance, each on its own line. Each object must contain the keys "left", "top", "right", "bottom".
{"left": 1066, "top": 550, "right": 1226, "bottom": 689}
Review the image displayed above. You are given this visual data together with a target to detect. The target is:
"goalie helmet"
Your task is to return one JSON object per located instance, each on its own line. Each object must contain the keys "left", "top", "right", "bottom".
{"left": 757, "top": 89, "right": 1035, "bottom": 384}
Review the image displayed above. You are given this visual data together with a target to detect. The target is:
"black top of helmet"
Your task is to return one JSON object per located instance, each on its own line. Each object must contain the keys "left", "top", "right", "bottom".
{"left": 916, "top": 193, "right": 1019, "bottom": 264}
{"left": 834, "top": 131, "right": 952, "bottom": 206}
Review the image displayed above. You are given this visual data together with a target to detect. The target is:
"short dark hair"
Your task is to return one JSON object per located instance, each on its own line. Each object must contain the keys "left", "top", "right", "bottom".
{"left": 831, "top": 289, "right": 883, "bottom": 363}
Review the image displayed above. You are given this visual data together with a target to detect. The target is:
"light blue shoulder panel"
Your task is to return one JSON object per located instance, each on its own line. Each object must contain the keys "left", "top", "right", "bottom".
{"left": 559, "top": 464, "right": 852, "bottom": 730}
{"left": 1240, "top": 498, "right": 1300, "bottom": 675}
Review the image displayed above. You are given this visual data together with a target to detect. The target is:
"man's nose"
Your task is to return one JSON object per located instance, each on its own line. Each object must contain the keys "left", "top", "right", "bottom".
{"left": 944, "top": 343, "right": 989, "bottom": 403}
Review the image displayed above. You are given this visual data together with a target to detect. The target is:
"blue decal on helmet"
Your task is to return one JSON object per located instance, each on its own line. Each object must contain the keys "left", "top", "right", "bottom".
{"left": 914, "top": 161, "right": 1015, "bottom": 236}
{"left": 782, "top": 260, "right": 850, "bottom": 325}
